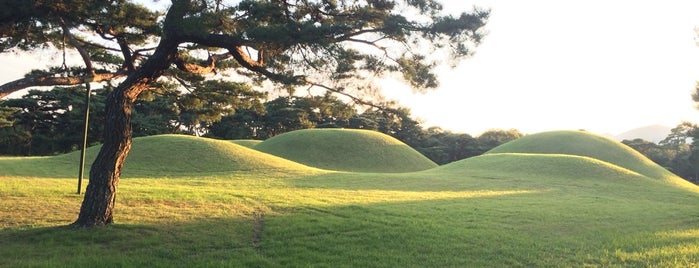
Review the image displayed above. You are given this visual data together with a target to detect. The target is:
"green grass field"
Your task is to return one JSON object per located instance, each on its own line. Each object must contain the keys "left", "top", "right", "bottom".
{"left": 1, "top": 129, "right": 698, "bottom": 267}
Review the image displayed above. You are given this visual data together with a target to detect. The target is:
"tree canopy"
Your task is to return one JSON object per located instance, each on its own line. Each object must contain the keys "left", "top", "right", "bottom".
{"left": 0, "top": 0, "right": 489, "bottom": 227}
{"left": 1, "top": 0, "right": 488, "bottom": 99}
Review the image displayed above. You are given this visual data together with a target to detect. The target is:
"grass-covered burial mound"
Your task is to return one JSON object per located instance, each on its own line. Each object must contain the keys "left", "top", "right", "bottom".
{"left": 253, "top": 128, "right": 438, "bottom": 173}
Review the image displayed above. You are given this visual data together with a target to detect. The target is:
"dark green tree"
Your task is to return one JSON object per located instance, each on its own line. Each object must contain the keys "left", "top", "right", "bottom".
{"left": 622, "top": 138, "right": 676, "bottom": 167}
{"left": 355, "top": 107, "right": 423, "bottom": 141}
{"left": 175, "top": 80, "right": 266, "bottom": 136}
{"left": 0, "top": 86, "right": 105, "bottom": 155}
{"left": 477, "top": 128, "right": 523, "bottom": 153}
{"left": 0, "top": 105, "right": 31, "bottom": 155}
{"left": 659, "top": 122, "right": 694, "bottom": 147}
{"left": 206, "top": 108, "right": 266, "bottom": 139}
{"left": 420, "top": 127, "right": 480, "bottom": 164}
{"left": 131, "top": 87, "right": 182, "bottom": 137}
{"left": 659, "top": 122, "right": 699, "bottom": 182}
{"left": 623, "top": 122, "right": 699, "bottom": 184}
{"left": 294, "top": 94, "right": 356, "bottom": 128}
{"left": 257, "top": 96, "right": 315, "bottom": 138}
{"left": 207, "top": 94, "right": 358, "bottom": 140}
{"left": 348, "top": 114, "right": 381, "bottom": 130}
{"left": 0, "top": 0, "right": 489, "bottom": 227}
{"left": 0, "top": 107, "right": 14, "bottom": 128}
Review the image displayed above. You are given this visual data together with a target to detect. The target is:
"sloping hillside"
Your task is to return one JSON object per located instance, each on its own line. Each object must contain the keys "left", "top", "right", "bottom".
{"left": 486, "top": 130, "right": 698, "bottom": 192}
{"left": 228, "top": 139, "right": 263, "bottom": 148}
{"left": 430, "top": 153, "right": 646, "bottom": 181}
{"left": 0, "top": 135, "right": 317, "bottom": 178}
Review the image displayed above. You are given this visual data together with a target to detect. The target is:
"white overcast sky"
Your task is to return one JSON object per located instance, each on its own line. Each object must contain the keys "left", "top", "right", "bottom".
{"left": 1, "top": 1, "right": 699, "bottom": 136}
{"left": 382, "top": 0, "right": 699, "bottom": 135}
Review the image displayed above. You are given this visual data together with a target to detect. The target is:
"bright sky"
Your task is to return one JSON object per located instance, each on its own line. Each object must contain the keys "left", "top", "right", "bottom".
{"left": 383, "top": 0, "right": 699, "bottom": 135}
{"left": 2, "top": 1, "right": 699, "bottom": 136}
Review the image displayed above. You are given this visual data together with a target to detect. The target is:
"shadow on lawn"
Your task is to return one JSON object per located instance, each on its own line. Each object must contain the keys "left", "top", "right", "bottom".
{"left": 1, "top": 172, "right": 696, "bottom": 265}
{"left": 2, "top": 196, "right": 698, "bottom": 267}
{"left": 0, "top": 218, "right": 270, "bottom": 267}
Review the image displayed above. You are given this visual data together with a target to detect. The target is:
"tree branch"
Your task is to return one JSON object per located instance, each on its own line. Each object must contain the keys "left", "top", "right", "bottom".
{"left": 77, "top": 38, "right": 122, "bottom": 53}
{"left": 94, "top": 24, "right": 138, "bottom": 72}
{"left": 228, "top": 46, "right": 304, "bottom": 84}
{"left": 176, "top": 32, "right": 310, "bottom": 83}
{"left": 303, "top": 78, "right": 391, "bottom": 111}
{"left": 344, "top": 37, "right": 387, "bottom": 51}
{"left": 115, "top": 35, "right": 135, "bottom": 71}
{"left": 180, "top": 33, "right": 250, "bottom": 48}
{"left": 59, "top": 18, "right": 95, "bottom": 77}
{"left": 337, "top": 28, "right": 389, "bottom": 40}
{"left": 170, "top": 74, "right": 194, "bottom": 93}
{"left": 173, "top": 52, "right": 233, "bottom": 75}
{"left": 0, "top": 72, "right": 126, "bottom": 99}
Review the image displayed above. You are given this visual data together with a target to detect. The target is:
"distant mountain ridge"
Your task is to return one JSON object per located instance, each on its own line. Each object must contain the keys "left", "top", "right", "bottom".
{"left": 613, "top": 125, "right": 672, "bottom": 143}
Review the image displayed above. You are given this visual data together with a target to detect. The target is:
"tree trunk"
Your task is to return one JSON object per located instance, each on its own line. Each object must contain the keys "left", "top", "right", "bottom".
{"left": 72, "top": 39, "right": 179, "bottom": 228}
{"left": 73, "top": 88, "right": 134, "bottom": 227}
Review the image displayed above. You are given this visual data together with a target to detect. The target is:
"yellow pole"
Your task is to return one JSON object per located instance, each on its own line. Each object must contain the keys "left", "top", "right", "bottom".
{"left": 77, "top": 77, "right": 93, "bottom": 194}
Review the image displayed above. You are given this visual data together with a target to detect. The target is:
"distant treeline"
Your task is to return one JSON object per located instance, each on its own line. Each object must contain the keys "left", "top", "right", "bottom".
{"left": 3, "top": 86, "right": 696, "bottom": 184}
{"left": 0, "top": 86, "right": 522, "bottom": 165}
{"left": 621, "top": 122, "right": 699, "bottom": 184}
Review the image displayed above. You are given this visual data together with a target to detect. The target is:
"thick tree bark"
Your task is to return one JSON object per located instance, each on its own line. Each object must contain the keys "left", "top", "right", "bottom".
{"left": 73, "top": 89, "right": 134, "bottom": 227}
{"left": 72, "top": 39, "right": 179, "bottom": 227}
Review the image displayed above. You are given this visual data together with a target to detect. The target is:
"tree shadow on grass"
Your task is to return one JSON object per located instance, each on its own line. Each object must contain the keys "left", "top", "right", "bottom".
{"left": 0, "top": 217, "right": 274, "bottom": 267}
{"left": 248, "top": 197, "right": 699, "bottom": 267}
{"left": 2, "top": 195, "right": 698, "bottom": 267}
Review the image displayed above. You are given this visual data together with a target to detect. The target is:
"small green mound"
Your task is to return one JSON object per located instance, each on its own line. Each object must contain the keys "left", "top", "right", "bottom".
{"left": 487, "top": 130, "right": 698, "bottom": 191}
{"left": 0, "top": 135, "right": 316, "bottom": 178}
{"left": 253, "top": 128, "right": 438, "bottom": 173}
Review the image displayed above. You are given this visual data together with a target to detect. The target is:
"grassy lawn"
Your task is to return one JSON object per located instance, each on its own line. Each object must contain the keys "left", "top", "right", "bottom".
{"left": 1, "top": 131, "right": 698, "bottom": 267}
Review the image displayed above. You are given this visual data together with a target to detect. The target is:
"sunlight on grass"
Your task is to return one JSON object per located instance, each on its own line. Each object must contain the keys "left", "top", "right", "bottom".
{"left": 657, "top": 229, "right": 699, "bottom": 239}
{"left": 2, "top": 172, "right": 699, "bottom": 266}
{"left": 0, "top": 175, "right": 541, "bottom": 228}
{"left": 613, "top": 243, "right": 699, "bottom": 264}
{"left": 664, "top": 176, "right": 699, "bottom": 194}
{"left": 487, "top": 130, "right": 699, "bottom": 193}
{"left": 265, "top": 189, "right": 542, "bottom": 206}
{"left": 2, "top": 132, "right": 699, "bottom": 266}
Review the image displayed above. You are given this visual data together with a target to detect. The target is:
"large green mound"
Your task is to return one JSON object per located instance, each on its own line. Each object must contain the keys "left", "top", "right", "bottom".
{"left": 253, "top": 128, "right": 438, "bottom": 172}
{"left": 429, "top": 153, "right": 648, "bottom": 181}
{"left": 0, "top": 135, "right": 316, "bottom": 178}
{"left": 487, "top": 130, "right": 698, "bottom": 191}
{"left": 118, "top": 135, "right": 316, "bottom": 176}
